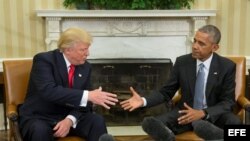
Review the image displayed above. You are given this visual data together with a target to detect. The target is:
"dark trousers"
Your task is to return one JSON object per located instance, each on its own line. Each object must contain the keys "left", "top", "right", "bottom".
{"left": 20, "top": 113, "right": 107, "bottom": 141}
{"left": 155, "top": 107, "right": 241, "bottom": 135}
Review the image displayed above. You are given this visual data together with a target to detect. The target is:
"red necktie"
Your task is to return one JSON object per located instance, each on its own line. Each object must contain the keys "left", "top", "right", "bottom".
{"left": 68, "top": 64, "right": 75, "bottom": 88}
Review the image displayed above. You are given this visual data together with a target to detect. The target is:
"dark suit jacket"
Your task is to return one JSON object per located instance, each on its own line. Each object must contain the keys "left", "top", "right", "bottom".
{"left": 145, "top": 53, "right": 236, "bottom": 122}
{"left": 19, "top": 49, "right": 92, "bottom": 126}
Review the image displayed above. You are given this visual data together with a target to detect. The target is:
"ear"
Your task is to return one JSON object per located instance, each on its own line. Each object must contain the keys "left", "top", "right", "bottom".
{"left": 212, "top": 44, "right": 219, "bottom": 52}
{"left": 64, "top": 47, "right": 73, "bottom": 53}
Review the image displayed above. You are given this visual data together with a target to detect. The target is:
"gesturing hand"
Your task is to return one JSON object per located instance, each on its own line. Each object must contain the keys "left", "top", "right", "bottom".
{"left": 88, "top": 87, "right": 118, "bottom": 109}
{"left": 177, "top": 102, "right": 206, "bottom": 125}
{"left": 120, "top": 87, "right": 144, "bottom": 111}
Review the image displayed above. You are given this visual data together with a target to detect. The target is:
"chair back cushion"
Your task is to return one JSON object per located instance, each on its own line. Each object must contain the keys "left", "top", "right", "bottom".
{"left": 3, "top": 59, "right": 33, "bottom": 107}
{"left": 226, "top": 56, "right": 246, "bottom": 121}
{"left": 226, "top": 56, "right": 246, "bottom": 100}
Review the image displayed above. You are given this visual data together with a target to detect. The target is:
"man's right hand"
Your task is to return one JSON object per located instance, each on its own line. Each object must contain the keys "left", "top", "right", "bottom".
{"left": 88, "top": 87, "right": 118, "bottom": 109}
{"left": 120, "top": 87, "right": 144, "bottom": 111}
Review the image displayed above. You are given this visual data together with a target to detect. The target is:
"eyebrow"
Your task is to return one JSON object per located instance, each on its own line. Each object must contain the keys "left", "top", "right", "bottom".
{"left": 193, "top": 38, "right": 206, "bottom": 46}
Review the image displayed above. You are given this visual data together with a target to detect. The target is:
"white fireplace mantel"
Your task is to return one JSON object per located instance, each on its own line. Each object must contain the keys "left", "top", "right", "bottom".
{"left": 36, "top": 9, "right": 216, "bottom": 18}
{"left": 36, "top": 9, "right": 216, "bottom": 62}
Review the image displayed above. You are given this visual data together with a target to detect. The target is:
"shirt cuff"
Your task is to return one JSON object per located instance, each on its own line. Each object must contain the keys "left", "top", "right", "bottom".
{"left": 80, "top": 90, "right": 89, "bottom": 107}
{"left": 66, "top": 115, "right": 77, "bottom": 128}
{"left": 142, "top": 97, "right": 147, "bottom": 107}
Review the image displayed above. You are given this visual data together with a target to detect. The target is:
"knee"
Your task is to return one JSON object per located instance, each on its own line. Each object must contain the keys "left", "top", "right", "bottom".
{"left": 22, "top": 120, "right": 53, "bottom": 140}
{"left": 91, "top": 114, "right": 106, "bottom": 127}
{"left": 229, "top": 113, "right": 242, "bottom": 124}
{"left": 28, "top": 121, "right": 53, "bottom": 136}
{"left": 226, "top": 117, "right": 242, "bottom": 125}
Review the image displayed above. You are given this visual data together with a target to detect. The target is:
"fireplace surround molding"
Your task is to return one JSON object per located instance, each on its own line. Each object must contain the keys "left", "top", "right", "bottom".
{"left": 36, "top": 9, "right": 216, "bottom": 62}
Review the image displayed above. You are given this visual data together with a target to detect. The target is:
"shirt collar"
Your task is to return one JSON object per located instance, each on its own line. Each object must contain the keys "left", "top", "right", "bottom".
{"left": 63, "top": 53, "right": 71, "bottom": 68}
{"left": 197, "top": 53, "right": 213, "bottom": 70}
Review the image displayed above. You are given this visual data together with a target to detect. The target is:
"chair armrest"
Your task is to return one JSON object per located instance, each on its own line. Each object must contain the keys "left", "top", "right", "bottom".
{"left": 9, "top": 120, "right": 23, "bottom": 141}
{"left": 7, "top": 104, "right": 23, "bottom": 141}
{"left": 7, "top": 104, "right": 19, "bottom": 121}
{"left": 237, "top": 96, "right": 250, "bottom": 124}
{"left": 237, "top": 96, "right": 250, "bottom": 108}
{"left": 245, "top": 106, "right": 250, "bottom": 124}
{"left": 172, "top": 92, "right": 181, "bottom": 104}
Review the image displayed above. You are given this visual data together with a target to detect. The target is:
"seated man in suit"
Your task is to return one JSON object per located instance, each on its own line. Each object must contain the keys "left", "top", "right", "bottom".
{"left": 18, "top": 27, "right": 118, "bottom": 141}
{"left": 121, "top": 25, "right": 241, "bottom": 140}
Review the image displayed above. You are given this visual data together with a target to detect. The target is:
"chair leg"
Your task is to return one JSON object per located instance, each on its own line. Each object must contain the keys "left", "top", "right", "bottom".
{"left": 246, "top": 106, "right": 250, "bottom": 124}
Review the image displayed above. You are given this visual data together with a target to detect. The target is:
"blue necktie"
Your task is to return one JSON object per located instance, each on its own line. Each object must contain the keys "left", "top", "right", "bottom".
{"left": 193, "top": 63, "right": 205, "bottom": 109}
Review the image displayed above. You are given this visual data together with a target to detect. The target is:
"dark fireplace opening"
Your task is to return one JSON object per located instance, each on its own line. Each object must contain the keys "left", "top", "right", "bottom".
{"left": 88, "top": 58, "right": 173, "bottom": 126}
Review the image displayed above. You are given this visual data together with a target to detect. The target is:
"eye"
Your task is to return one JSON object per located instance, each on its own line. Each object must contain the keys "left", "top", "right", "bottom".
{"left": 198, "top": 41, "right": 206, "bottom": 47}
{"left": 192, "top": 38, "right": 196, "bottom": 43}
{"left": 193, "top": 39, "right": 206, "bottom": 47}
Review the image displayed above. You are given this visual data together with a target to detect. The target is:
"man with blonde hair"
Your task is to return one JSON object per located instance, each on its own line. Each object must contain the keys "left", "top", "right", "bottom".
{"left": 19, "top": 27, "right": 118, "bottom": 141}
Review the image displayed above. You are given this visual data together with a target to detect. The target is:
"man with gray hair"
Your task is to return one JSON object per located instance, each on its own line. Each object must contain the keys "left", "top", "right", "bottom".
{"left": 19, "top": 27, "right": 118, "bottom": 141}
{"left": 121, "top": 25, "right": 241, "bottom": 140}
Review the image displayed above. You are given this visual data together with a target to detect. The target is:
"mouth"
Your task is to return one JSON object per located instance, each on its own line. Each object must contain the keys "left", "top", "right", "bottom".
{"left": 192, "top": 52, "right": 200, "bottom": 58}
{"left": 192, "top": 52, "right": 199, "bottom": 55}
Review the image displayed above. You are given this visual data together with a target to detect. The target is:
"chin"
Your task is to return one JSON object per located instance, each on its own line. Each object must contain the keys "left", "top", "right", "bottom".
{"left": 81, "top": 60, "right": 86, "bottom": 64}
{"left": 192, "top": 54, "right": 199, "bottom": 59}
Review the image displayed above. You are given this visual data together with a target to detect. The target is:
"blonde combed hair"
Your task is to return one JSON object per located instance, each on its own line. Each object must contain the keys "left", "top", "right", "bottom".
{"left": 57, "top": 27, "right": 93, "bottom": 50}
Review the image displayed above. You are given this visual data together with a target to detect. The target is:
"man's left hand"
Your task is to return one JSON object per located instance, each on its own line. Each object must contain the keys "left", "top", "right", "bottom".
{"left": 53, "top": 118, "right": 72, "bottom": 137}
{"left": 178, "top": 102, "right": 206, "bottom": 125}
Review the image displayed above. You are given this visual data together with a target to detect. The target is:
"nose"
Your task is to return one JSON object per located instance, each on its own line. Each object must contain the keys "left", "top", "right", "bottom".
{"left": 86, "top": 49, "right": 89, "bottom": 56}
{"left": 192, "top": 42, "right": 198, "bottom": 50}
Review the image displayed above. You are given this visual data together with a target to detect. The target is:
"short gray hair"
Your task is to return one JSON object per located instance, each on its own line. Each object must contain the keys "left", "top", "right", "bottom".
{"left": 198, "top": 25, "right": 221, "bottom": 44}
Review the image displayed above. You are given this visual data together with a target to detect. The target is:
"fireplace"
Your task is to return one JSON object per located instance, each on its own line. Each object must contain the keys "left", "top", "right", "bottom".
{"left": 88, "top": 58, "right": 173, "bottom": 126}
{"left": 35, "top": 9, "right": 217, "bottom": 127}
{"left": 36, "top": 10, "right": 216, "bottom": 64}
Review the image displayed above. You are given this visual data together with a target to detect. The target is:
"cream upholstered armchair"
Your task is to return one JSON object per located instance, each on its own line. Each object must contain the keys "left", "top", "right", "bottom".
{"left": 3, "top": 59, "right": 85, "bottom": 141}
{"left": 171, "top": 56, "right": 250, "bottom": 141}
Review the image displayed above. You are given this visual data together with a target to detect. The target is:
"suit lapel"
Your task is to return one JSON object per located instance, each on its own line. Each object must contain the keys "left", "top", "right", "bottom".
{"left": 55, "top": 50, "right": 69, "bottom": 87}
{"left": 73, "top": 65, "right": 88, "bottom": 89}
{"left": 187, "top": 56, "right": 197, "bottom": 96}
{"left": 206, "top": 54, "right": 219, "bottom": 98}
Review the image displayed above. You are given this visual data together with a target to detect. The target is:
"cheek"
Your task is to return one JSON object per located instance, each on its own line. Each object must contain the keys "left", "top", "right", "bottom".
{"left": 75, "top": 51, "right": 84, "bottom": 56}
{"left": 200, "top": 48, "right": 211, "bottom": 55}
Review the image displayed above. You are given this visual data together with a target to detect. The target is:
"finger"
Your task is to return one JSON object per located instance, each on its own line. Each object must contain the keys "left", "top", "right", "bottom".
{"left": 178, "top": 118, "right": 187, "bottom": 125}
{"left": 98, "top": 86, "right": 102, "bottom": 91}
{"left": 178, "top": 119, "right": 188, "bottom": 125}
{"left": 104, "top": 92, "right": 117, "bottom": 98}
{"left": 130, "top": 87, "right": 137, "bottom": 95}
{"left": 178, "top": 110, "right": 188, "bottom": 114}
{"left": 121, "top": 102, "right": 131, "bottom": 108}
{"left": 53, "top": 130, "right": 60, "bottom": 137}
{"left": 104, "top": 100, "right": 116, "bottom": 106}
{"left": 120, "top": 102, "right": 132, "bottom": 109}
{"left": 129, "top": 87, "right": 136, "bottom": 95}
{"left": 101, "top": 103, "right": 110, "bottom": 109}
{"left": 177, "top": 114, "right": 186, "bottom": 121}
{"left": 106, "top": 95, "right": 118, "bottom": 101}
{"left": 129, "top": 107, "right": 136, "bottom": 112}
{"left": 183, "top": 102, "right": 191, "bottom": 109}
{"left": 104, "top": 97, "right": 118, "bottom": 104}
{"left": 123, "top": 105, "right": 132, "bottom": 111}
{"left": 120, "top": 100, "right": 129, "bottom": 105}
{"left": 53, "top": 124, "right": 59, "bottom": 131}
